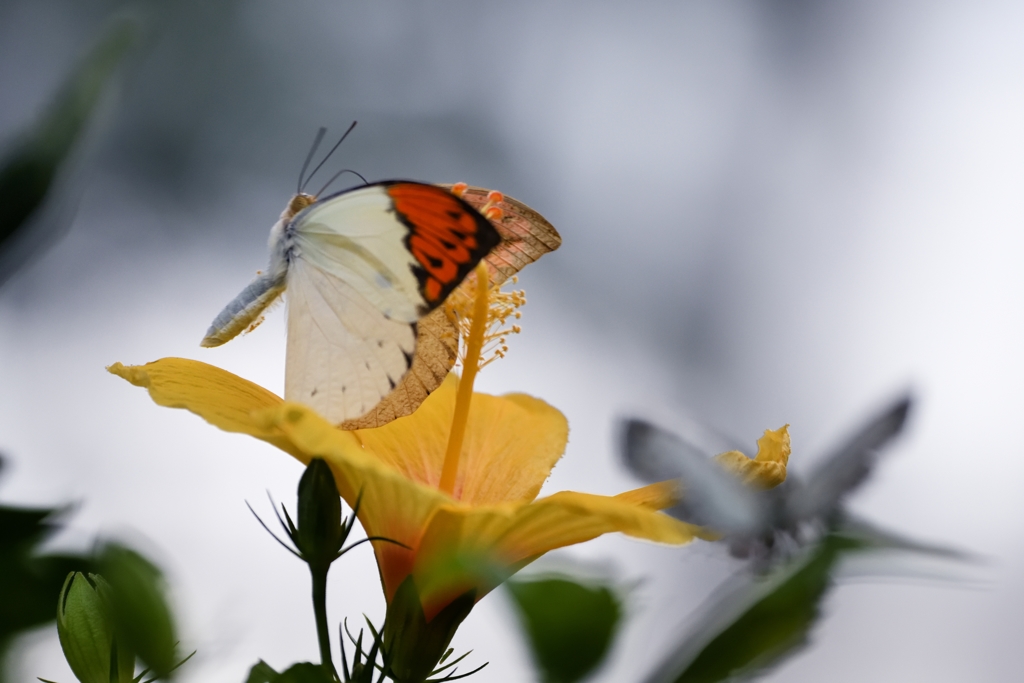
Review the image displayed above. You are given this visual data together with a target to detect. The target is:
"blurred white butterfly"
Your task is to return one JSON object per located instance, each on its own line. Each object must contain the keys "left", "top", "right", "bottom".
{"left": 201, "top": 125, "right": 500, "bottom": 425}
{"left": 621, "top": 395, "right": 912, "bottom": 563}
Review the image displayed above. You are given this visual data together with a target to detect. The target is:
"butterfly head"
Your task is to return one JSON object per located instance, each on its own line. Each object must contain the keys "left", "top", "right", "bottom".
{"left": 285, "top": 192, "right": 317, "bottom": 220}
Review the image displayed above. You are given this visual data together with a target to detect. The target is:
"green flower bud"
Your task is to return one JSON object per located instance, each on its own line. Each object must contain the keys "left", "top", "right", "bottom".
{"left": 295, "top": 458, "right": 346, "bottom": 569}
{"left": 56, "top": 572, "right": 135, "bottom": 683}
{"left": 383, "top": 577, "right": 475, "bottom": 683}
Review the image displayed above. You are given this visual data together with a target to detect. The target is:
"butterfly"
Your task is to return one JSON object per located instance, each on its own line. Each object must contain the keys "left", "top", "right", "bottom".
{"left": 202, "top": 127, "right": 560, "bottom": 427}
{"left": 338, "top": 183, "right": 562, "bottom": 430}
{"left": 621, "top": 395, "right": 912, "bottom": 564}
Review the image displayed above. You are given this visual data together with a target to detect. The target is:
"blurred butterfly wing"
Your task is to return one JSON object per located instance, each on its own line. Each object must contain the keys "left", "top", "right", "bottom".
{"left": 623, "top": 419, "right": 764, "bottom": 535}
{"left": 621, "top": 418, "right": 708, "bottom": 483}
{"left": 285, "top": 257, "right": 416, "bottom": 423}
{"left": 786, "top": 395, "right": 912, "bottom": 523}
{"left": 339, "top": 185, "right": 562, "bottom": 430}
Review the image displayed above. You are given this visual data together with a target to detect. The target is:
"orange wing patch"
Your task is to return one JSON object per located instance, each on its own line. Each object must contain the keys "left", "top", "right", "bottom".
{"left": 341, "top": 185, "right": 561, "bottom": 431}
{"left": 446, "top": 185, "right": 562, "bottom": 286}
{"left": 386, "top": 182, "right": 500, "bottom": 309}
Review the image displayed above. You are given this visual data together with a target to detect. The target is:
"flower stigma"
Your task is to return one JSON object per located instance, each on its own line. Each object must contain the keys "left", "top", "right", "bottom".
{"left": 437, "top": 257, "right": 526, "bottom": 496}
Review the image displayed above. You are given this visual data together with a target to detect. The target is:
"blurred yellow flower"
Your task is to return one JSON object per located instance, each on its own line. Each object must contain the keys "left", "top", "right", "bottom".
{"left": 714, "top": 426, "right": 790, "bottom": 489}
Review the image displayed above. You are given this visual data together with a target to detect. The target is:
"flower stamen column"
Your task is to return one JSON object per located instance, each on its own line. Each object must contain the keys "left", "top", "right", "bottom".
{"left": 439, "top": 261, "right": 489, "bottom": 496}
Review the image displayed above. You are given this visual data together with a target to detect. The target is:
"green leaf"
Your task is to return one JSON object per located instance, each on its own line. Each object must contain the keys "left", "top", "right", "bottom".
{"left": 0, "top": 18, "right": 136, "bottom": 285}
{"left": 98, "top": 544, "right": 178, "bottom": 679}
{"left": 648, "top": 534, "right": 865, "bottom": 683}
{"left": 274, "top": 663, "right": 335, "bottom": 683}
{"left": 242, "top": 662, "right": 334, "bottom": 683}
{"left": 651, "top": 520, "right": 971, "bottom": 683}
{"left": 0, "top": 502, "right": 93, "bottom": 670}
{"left": 0, "top": 503, "right": 59, "bottom": 548}
{"left": 244, "top": 661, "right": 280, "bottom": 683}
{"left": 506, "top": 576, "right": 622, "bottom": 683}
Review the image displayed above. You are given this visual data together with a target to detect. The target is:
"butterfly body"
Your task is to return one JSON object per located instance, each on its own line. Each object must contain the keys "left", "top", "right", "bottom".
{"left": 202, "top": 181, "right": 500, "bottom": 424}
{"left": 201, "top": 194, "right": 311, "bottom": 348}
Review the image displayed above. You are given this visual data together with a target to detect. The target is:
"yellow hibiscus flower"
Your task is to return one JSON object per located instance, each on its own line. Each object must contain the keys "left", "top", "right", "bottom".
{"left": 109, "top": 263, "right": 785, "bottom": 682}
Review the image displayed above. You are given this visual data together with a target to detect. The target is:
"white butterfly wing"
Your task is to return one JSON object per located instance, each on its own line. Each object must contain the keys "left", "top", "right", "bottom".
{"left": 285, "top": 257, "right": 415, "bottom": 424}
{"left": 337, "top": 307, "right": 457, "bottom": 430}
{"left": 785, "top": 396, "right": 912, "bottom": 524}
{"left": 289, "top": 185, "right": 425, "bottom": 323}
{"left": 623, "top": 419, "right": 766, "bottom": 536}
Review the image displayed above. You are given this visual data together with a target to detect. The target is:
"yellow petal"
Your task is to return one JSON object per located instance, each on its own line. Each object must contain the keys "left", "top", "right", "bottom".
{"left": 410, "top": 488, "right": 697, "bottom": 613}
{"left": 714, "top": 425, "right": 790, "bottom": 489}
{"left": 348, "top": 375, "right": 455, "bottom": 489}
{"left": 113, "top": 357, "right": 697, "bottom": 618}
{"left": 258, "top": 401, "right": 452, "bottom": 600}
{"left": 613, "top": 480, "right": 681, "bottom": 510}
{"left": 107, "top": 359, "right": 300, "bottom": 457}
{"left": 256, "top": 401, "right": 694, "bottom": 609}
{"left": 492, "top": 489, "right": 697, "bottom": 556}
{"left": 458, "top": 390, "right": 568, "bottom": 505}
{"left": 352, "top": 374, "right": 568, "bottom": 505}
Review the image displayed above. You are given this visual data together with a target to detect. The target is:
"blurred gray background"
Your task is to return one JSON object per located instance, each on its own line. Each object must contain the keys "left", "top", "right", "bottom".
{"left": 3, "top": 0, "right": 1023, "bottom": 680}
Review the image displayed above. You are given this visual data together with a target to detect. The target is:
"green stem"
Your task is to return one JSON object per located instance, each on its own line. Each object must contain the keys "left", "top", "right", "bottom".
{"left": 310, "top": 565, "right": 335, "bottom": 677}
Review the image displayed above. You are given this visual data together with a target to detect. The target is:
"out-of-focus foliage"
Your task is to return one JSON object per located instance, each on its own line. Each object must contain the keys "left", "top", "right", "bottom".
{"left": 0, "top": 460, "right": 93, "bottom": 682}
{"left": 644, "top": 524, "right": 966, "bottom": 683}
{"left": 245, "top": 643, "right": 388, "bottom": 683}
{"left": 245, "top": 661, "right": 335, "bottom": 683}
{"left": 507, "top": 576, "right": 622, "bottom": 683}
{"left": 661, "top": 533, "right": 858, "bottom": 683}
{"left": 0, "top": 19, "right": 135, "bottom": 286}
{"left": 37, "top": 544, "right": 192, "bottom": 683}
{"left": 96, "top": 543, "right": 180, "bottom": 679}
{"left": 0, "top": 20, "right": 134, "bottom": 663}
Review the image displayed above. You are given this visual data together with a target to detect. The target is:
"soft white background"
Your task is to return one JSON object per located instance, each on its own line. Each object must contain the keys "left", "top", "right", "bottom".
{"left": 2, "top": 1, "right": 1022, "bottom": 681}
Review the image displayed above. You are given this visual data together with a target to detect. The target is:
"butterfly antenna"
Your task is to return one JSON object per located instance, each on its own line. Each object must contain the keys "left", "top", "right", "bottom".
{"left": 315, "top": 169, "right": 370, "bottom": 197}
{"left": 300, "top": 120, "right": 358, "bottom": 193}
{"left": 297, "top": 127, "right": 328, "bottom": 194}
